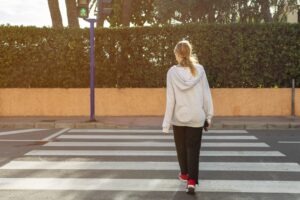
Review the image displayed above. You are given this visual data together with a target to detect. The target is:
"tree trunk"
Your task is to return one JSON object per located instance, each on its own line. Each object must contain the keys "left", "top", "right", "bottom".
{"left": 259, "top": 0, "right": 272, "bottom": 22}
{"left": 65, "top": 0, "right": 80, "bottom": 28}
{"left": 238, "top": 0, "right": 249, "bottom": 23}
{"left": 207, "top": 2, "right": 216, "bottom": 23}
{"left": 121, "top": 0, "right": 133, "bottom": 26}
{"left": 207, "top": 9, "right": 215, "bottom": 23}
{"left": 96, "top": 0, "right": 105, "bottom": 27}
{"left": 97, "top": 18, "right": 105, "bottom": 28}
{"left": 48, "top": 0, "right": 63, "bottom": 28}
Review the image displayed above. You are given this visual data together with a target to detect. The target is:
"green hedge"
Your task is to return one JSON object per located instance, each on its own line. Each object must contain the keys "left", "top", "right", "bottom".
{"left": 0, "top": 23, "right": 299, "bottom": 88}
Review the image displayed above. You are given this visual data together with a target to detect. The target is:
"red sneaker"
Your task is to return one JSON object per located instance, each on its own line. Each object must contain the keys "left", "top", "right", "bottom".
{"left": 178, "top": 173, "right": 189, "bottom": 182}
{"left": 186, "top": 179, "right": 196, "bottom": 194}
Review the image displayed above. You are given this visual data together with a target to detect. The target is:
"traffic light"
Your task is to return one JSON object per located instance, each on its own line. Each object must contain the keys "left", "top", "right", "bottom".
{"left": 98, "top": 0, "right": 113, "bottom": 20}
{"left": 77, "top": 0, "right": 90, "bottom": 18}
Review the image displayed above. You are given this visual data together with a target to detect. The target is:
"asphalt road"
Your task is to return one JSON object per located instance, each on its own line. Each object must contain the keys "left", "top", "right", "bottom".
{"left": 0, "top": 128, "right": 299, "bottom": 200}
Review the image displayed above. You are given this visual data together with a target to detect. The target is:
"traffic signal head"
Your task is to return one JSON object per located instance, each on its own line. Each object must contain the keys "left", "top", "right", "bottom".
{"left": 77, "top": 0, "right": 90, "bottom": 18}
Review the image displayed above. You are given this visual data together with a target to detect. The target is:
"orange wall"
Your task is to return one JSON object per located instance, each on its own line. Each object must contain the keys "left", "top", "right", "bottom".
{"left": 0, "top": 88, "right": 298, "bottom": 116}
{"left": 296, "top": 88, "right": 300, "bottom": 115}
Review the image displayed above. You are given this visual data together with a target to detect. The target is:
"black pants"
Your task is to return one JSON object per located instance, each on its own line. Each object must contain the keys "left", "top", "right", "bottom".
{"left": 173, "top": 125, "right": 203, "bottom": 184}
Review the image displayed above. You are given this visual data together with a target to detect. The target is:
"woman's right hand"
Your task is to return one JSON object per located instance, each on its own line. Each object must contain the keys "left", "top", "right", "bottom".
{"left": 162, "top": 127, "right": 169, "bottom": 134}
{"left": 204, "top": 120, "right": 210, "bottom": 131}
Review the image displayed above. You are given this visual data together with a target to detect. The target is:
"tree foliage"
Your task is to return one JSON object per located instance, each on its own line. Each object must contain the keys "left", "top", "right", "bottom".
{"left": 48, "top": 0, "right": 299, "bottom": 28}
{"left": 151, "top": 0, "right": 299, "bottom": 25}
{"left": 99, "top": 0, "right": 299, "bottom": 27}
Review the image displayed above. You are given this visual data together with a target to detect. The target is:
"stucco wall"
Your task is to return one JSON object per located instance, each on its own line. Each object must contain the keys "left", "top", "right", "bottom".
{"left": 0, "top": 88, "right": 298, "bottom": 116}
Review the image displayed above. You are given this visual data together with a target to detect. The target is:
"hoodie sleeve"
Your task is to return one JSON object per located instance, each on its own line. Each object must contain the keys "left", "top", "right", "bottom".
{"left": 202, "top": 69, "right": 214, "bottom": 124}
{"left": 162, "top": 69, "right": 175, "bottom": 133}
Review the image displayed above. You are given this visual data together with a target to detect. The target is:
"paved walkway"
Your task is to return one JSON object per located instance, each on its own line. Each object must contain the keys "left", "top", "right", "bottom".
{"left": 0, "top": 116, "right": 299, "bottom": 129}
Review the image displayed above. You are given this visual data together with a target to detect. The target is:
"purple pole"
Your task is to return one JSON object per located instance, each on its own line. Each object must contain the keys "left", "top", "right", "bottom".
{"left": 87, "top": 19, "right": 97, "bottom": 122}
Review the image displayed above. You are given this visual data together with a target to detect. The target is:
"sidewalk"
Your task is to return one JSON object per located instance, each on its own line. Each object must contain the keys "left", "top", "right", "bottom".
{"left": 0, "top": 116, "right": 300, "bottom": 130}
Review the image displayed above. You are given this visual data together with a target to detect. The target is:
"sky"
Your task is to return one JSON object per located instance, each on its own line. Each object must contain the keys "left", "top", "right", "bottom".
{"left": 0, "top": 0, "right": 91, "bottom": 28}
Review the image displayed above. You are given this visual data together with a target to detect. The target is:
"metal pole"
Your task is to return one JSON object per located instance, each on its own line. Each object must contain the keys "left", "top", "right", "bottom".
{"left": 87, "top": 19, "right": 97, "bottom": 122}
{"left": 291, "top": 79, "right": 295, "bottom": 117}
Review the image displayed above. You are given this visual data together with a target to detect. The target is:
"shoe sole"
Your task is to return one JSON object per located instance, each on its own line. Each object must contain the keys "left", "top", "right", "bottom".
{"left": 186, "top": 186, "right": 195, "bottom": 194}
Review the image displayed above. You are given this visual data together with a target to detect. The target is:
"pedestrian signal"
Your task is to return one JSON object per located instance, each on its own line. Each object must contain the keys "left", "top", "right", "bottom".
{"left": 77, "top": 0, "right": 89, "bottom": 18}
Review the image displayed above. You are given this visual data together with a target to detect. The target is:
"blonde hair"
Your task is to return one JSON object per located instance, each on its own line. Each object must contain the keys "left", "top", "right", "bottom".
{"left": 174, "top": 40, "right": 198, "bottom": 76}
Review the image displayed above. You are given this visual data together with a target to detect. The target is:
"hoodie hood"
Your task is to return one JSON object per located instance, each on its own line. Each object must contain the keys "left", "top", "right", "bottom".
{"left": 172, "top": 64, "right": 204, "bottom": 91}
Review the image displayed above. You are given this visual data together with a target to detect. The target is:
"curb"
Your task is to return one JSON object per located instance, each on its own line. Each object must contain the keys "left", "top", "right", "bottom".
{"left": 210, "top": 122, "right": 300, "bottom": 130}
{"left": 0, "top": 122, "right": 300, "bottom": 130}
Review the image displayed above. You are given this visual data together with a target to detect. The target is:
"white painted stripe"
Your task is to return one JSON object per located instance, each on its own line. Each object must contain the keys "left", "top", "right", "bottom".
{"left": 278, "top": 141, "right": 300, "bottom": 144}
{"left": 205, "top": 130, "right": 248, "bottom": 133}
{"left": 25, "top": 150, "right": 285, "bottom": 157}
{"left": 0, "top": 129, "right": 47, "bottom": 136}
{"left": 44, "top": 142, "right": 270, "bottom": 147}
{"left": 42, "top": 128, "right": 70, "bottom": 141}
{"left": 69, "top": 129, "right": 165, "bottom": 133}
{"left": 2, "top": 161, "right": 299, "bottom": 172}
{"left": 0, "top": 140, "right": 47, "bottom": 142}
{"left": 0, "top": 178, "right": 299, "bottom": 193}
{"left": 58, "top": 135, "right": 258, "bottom": 140}
{"left": 68, "top": 129, "right": 248, "bottom": 134}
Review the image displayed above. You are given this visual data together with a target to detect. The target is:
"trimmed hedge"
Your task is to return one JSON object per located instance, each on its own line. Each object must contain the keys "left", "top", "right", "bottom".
{"left": 0, "top": 23, "right": 299, "bottom": 88}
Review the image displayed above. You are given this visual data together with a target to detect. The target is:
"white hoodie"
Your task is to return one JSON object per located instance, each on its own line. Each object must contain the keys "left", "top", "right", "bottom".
{"left": 162, "top": 64, "right": 214, "bottom": 133}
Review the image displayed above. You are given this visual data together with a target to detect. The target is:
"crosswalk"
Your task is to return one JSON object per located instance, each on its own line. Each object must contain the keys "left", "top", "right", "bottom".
{"left": 2, "top": 161, "right": 300, "bottom": 172}
{"left": 0, "top": 129, "right": 300, "bottom": 197}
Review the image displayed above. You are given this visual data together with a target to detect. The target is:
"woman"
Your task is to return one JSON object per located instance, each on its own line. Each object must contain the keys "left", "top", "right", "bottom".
{"left": 162, "top": 40, "right": 214, "bottom": 194}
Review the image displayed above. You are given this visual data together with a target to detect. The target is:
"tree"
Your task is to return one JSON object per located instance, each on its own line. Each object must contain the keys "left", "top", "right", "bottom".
{"left": 108, "top": 0, "right": 134, "bottom": 27}
{"left": 61, "top": 0, "right": 299, "bottom": 28}
{"left": 258, "top": 0, "right": 273, "bottom": 22}
{"left": 48, "top": 0, "right": 63, "bottom": 28}
{"left": 153, "top": 0, "right": 299, "bottom": 25}
{"left": 272, "top": 0, "right": 298, "bottom": 22}
{"left": 131, "top": 0, "right": 155, "bottom": 26}
{"left": 65, "top": 0, "right": 80, "bottom": 28}
{"left": 95, "top": 0, "right": 154, "bottom": 27}
{"left": 121, "top": 0, "right": 133, "bottom": 26}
